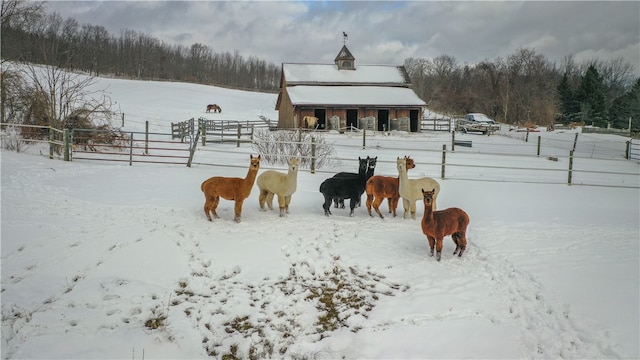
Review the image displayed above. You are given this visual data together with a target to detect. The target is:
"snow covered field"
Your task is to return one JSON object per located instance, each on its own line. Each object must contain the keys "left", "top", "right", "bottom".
{"left": 2, "top": 74, "right": 639, "bottom": 359}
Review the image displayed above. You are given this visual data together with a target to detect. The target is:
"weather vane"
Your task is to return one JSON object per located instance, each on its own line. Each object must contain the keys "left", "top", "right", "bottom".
{"left": 343, "top": 31, "right": 348, "bottom": 45}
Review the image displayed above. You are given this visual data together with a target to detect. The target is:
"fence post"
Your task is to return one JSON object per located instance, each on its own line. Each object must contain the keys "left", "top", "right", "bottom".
{"left": 362, "top": 128, "right": 366, "bottom": 149}
{"left": 145, "top": 121, "right": 149, "bottom": 155}
{"left": 537, "top": 135, "right": 541, "bottom": 156}
{"left": 572, "top": 132, "right": 579, "bottom": 151}
{"left": 187, "top": 128, "right": 200, "bottom": 167}
{"left": 451, "top": 130, "right": 456, "bottom": 152}
{"left": 567, "top": 150, "right": 574, "bottom": 185}
{"left": 129, "top": 132, "right": 134, "bottom": 166}
{"left": 525, "top": 128, "right": 530, "bottom": 142}
{"left": 626, "top": 140, "right": 630, "bottom": 160}
{"left": 201, "top": 120, "right": 206, "bottom": 146}
{"left": 121, "top": 113, "right": 124, "bottom": 127}
{"left": 441, "top": 144, "right": 446, "bottom": 179}
{"left": 237, "top": 124, "right": 241, "bottom": 147}
{"left": 49, "top": 126, "right": 54, "bottom": 159}
{"left": 63, "top": 129, "right": 70, "bottom": 161}
{"left": 311, "top": 136, "right": 316, "bottom": 174}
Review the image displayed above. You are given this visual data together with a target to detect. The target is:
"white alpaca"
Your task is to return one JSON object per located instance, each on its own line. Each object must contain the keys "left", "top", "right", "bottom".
{"left": 397, "top": 157, "right": 440, "bottom": 219}
{"left": 256, "top": 158, "right": 299, "bottom": 217}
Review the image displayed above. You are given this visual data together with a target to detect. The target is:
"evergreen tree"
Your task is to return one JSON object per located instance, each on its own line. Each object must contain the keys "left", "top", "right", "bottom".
{"left": 557, "top": 72, "right": 578, "bottom": 124}
{"left": 576, "top": 65, "right": 608, "bottom": 127}
{"left": 609, "top": 78, "right": 640, "bottom": 132}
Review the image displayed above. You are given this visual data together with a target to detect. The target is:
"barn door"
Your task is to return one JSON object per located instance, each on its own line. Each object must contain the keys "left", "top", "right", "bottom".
{"left": 377, "top": 109, "right": 389, "bottom": 131}
{"left": 314, "top": 109, "right": 326, "bottom": 129}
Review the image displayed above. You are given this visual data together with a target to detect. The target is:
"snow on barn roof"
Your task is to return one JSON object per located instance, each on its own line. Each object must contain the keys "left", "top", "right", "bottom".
{"left": 287, "top": 85, "right": 427, "bottom": 106}
{"left": 282, "top": 63, "right": 409, "bottom": 85}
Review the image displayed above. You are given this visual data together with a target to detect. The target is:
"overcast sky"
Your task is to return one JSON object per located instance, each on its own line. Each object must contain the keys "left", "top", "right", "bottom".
{"left": 45, "top": 1, "right": 640, "bottom": 74}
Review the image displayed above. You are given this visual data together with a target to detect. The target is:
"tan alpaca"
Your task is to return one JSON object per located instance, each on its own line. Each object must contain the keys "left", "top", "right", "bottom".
{"left": 201, "top": 154, "right": 261, "bottom": 222}
{"left": 397, "top": 157, "right": 440, "bottom": 219}
{"left": 256, "top": 158, "right": 299, "bottom": 217}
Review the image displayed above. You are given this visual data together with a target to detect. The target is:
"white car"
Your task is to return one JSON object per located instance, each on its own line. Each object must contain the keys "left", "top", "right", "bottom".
{"left": 465, "top": 113, "right": 496, "bottom": 124}
{"left": 457, "top": 113, "right": 500, "bottom": 134}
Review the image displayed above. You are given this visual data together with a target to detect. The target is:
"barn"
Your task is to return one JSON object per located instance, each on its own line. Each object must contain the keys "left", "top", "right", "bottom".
{"left": 275, "top": 44, "right": 427, "bottom": 132}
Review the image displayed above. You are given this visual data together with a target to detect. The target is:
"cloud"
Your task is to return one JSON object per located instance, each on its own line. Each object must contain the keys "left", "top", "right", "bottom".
{"left": 44, "top": 1, "right": 640, "bottom": 74}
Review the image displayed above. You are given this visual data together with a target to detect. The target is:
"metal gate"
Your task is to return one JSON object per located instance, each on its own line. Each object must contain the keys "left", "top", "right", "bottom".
{"left": 71, "top": 129, "right": 194, "bottom": 165}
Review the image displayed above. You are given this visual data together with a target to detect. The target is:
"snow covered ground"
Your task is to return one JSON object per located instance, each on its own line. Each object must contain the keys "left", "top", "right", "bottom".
{"left": 2, "top": 74, "right": 639, "bottom": 359}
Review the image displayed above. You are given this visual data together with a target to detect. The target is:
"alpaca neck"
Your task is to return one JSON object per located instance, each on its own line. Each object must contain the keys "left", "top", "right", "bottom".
{"left": 422, "top": 203, "right": 434, "bottom": 222}
{"left": 244, "top": 167, "right": 259, "bottom": 186}
{"left": 287, "top": 168, "right": 298, "bottom": 186}
{"left": 398, "top": 164, "right": 409, "bottom": 192}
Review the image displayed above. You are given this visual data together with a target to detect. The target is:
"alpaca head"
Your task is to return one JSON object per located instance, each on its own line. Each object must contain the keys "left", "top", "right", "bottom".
{"left": 396, "top": 157, "right": 406, "bottom": 172}
{"left": 250, "top": 155, "right": 261, "bottom": 170}
{"left": 422, "top": 188, "right": 436, "bottom": 207}
{"left": 367, "top": 156, "right": 377, "bottom": 171}
{"left": 289, "top": 158, "right": 299, "bottom": 172}
{"left": 405, "top": 156, "right": 416, "bottom": 170}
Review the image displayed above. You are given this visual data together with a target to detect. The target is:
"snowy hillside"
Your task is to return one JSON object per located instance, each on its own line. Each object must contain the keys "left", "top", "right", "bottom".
{"left": 1, "top": 74, "right": 639, "bottom": 359}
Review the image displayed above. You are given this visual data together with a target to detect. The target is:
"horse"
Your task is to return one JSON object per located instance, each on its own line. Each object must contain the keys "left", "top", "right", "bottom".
{"left": 201, "top": 154, "right": 261, "bottom": 222}
{"left": 256, "top": 158, "right": 299, "bottom": 217}
{"left": 421, "top": 188, "right": 469, "bottom": 261}
{"left": 206, "top": 104, "right": 222, "bottom": 113}
{"left": 333, "top": 156, "right": 377, "bottom": 208}
{"left": 319, "top": 156, "right": 370, "bottom": 216}
{"left": 302, "top": 116, "right": 318, "bottom": 129}
{"left": 396, "top": 157, "right": 440, "bottom": 220}
{"left": 365, "top": 156, "right": 415, "bottom": 219}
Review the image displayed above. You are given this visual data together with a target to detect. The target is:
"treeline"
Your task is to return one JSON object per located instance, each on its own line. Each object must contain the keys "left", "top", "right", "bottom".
{"left": 1, "top": 7, "right": 281, "bottom": 91}
{"left": 1, "top": 0, "right": 638, "bottom": 131}
{"left": 405, "top": 51, "right": 639, "bottom": 129}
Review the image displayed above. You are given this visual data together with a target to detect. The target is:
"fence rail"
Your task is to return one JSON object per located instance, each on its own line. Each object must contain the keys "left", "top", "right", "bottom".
{"left": 4, "top": 122, "right": 638, "bottom": 188}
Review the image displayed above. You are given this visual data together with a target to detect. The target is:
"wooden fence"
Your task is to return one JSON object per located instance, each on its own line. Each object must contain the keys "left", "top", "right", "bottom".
{"left": 0, "top": 123, "right": 68, "bottom": 159}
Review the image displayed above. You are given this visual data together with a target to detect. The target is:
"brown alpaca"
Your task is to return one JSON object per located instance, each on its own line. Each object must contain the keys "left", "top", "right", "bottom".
{"left": 206, "top": 104, "right": 222, "bottom": 113}
{"left": 201, "top": 155, "right": 261, "bottom": 222}
{"left": 365, "top": 156, "right": 415, "bottom": 218}
{"left": 421, "top": 188, "right": 469, "bottom": 261}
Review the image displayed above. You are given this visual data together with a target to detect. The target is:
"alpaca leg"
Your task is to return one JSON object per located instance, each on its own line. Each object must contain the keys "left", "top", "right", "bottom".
{"left": 402, "top": 199, "right": 410, "bottom": 219}
{"left": 435, "top": 237, "right": 444, "bottom": 261}
{"left": 349, "top": 198, "right": 356, "bottom": 217}
{"left": 373, "top": 196, "right": 385, "bottom": 219}
{"left": 277, "top": 194, "right": 286, "bottom": 217}
{"left": 410, "top": 201, "right": 417, "bottom": 220}
{"left": 203, "top": 200, "right": 213, "bottom": 221}
{"left": 322, "top": 197, "right": 332, "bottom": 216}
{"left": 208, "top": 196, "right": 220, "bottom": 220}
{"left": 427, "top": 236, "right": 436, "bottom": 257}
{"left": 365, "top": 194, "right": 374, "bottom": 217}
{"left": 258, "top": 189, "right": 268, "bottom": 211}
{"left": 452, "top": 234, "right": 461, "bottom": 255}
{"left": 234, "top": 200, "right": 244, "bottom": 223}
{"left": 389, "top": 198, "right": 398, "bottom": 217}
{"left": 266, "top": 192, "right": 275, "bottom": 210}
{"left": 456, "top": 232, "right": 467, "bottom": 257}
{"left": 284, "top": 195, "right": 291, "bottom": 213}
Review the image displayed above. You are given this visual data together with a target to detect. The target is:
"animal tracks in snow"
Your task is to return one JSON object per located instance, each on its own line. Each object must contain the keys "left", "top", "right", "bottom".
{"left": 161, "top": 216, "right": 409, "bottom": 358}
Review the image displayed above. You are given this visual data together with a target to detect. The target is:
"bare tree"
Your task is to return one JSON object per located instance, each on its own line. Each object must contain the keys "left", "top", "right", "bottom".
{"left": 18, "top": 63, "right": 116, "bottom": 129}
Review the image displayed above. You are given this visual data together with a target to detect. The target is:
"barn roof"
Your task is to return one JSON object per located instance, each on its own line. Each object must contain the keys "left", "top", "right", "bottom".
{"left": 282, "top": 63, "right": 409, "bottom": 85}
{"left": 286, "top": 85, "right": 426, "bottom": 107}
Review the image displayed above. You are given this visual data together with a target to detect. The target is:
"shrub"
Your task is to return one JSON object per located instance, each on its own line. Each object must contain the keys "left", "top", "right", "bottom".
{"left": 252, "top": 129, "right": 335, "bottom": 169}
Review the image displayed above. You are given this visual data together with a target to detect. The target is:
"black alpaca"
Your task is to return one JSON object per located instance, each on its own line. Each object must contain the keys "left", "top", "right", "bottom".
{"left": 320, "top": 156, "right": 375, "bottom": 216}
{"left": 333, "top": 157, "right": 377, "bottom": 208}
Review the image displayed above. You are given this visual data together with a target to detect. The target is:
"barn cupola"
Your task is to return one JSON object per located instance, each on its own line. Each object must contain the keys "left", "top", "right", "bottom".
{"left": 334, "top": 44, "right": 355, "bottom": 70}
